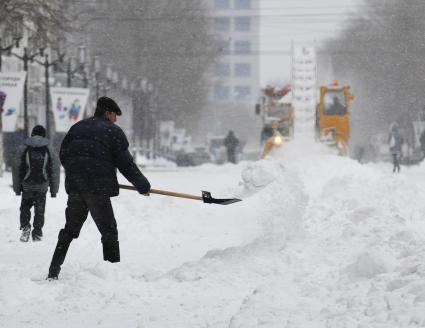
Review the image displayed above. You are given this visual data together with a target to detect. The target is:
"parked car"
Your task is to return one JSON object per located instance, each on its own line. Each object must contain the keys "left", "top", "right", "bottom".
{"left": 208, "top": 136, "right": 227, "bottom": 164}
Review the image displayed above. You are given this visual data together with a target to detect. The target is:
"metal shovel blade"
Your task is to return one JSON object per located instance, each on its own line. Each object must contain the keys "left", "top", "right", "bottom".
{"left": 201, "top": 191, "right": 242, "bottom": 205}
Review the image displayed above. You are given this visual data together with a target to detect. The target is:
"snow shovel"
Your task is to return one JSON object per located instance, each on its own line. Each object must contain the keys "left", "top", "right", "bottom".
{"left": 119, "top": 184, "right": 242, "bottom": 205}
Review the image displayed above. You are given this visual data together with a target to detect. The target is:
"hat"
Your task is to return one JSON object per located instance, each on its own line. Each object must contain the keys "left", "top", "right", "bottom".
{"left": 31, "top": 125, "right": 46, "bottom": 137}
{"left": 94, "top": 97, "right": 122, "bottom": 117}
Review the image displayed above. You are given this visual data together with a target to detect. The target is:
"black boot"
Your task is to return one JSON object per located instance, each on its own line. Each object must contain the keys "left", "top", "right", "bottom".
{"left": 32, "top": 228, "right": 43, "bottom": 241}
{"left": 47, "top": 230, "right": 73, "bottom": 280}
{"left": 102, "top": 240, "right": 120, "bottom": 263}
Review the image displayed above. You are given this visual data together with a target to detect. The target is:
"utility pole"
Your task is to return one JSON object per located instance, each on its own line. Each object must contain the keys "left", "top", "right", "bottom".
{"left": 11, "top": 47, "right": 45, "bottom": 138}
{"left": 93, "top": 56, "right": 101, "bottom": 99}
{"left": 66, "top": 46, "right": 88, "bottom": 88}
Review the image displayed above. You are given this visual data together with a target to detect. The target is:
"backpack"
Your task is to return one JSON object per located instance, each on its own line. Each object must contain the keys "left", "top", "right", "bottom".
{"left": 23, "top": 146, "right": 50, "bottom": 185}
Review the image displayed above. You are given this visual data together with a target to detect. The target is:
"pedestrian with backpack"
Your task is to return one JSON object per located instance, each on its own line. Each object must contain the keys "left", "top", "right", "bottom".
{"left": 12, "top": 125, "right": 60, "bottom": 242}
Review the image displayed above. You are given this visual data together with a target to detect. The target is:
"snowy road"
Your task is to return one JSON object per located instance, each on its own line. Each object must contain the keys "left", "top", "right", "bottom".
{"left": 2, "top": 145, "right": 425, "bottom": 327}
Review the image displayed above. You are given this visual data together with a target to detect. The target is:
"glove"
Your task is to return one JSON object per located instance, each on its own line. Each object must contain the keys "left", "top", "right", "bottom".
{"left": 16, "top": 192, "right": 21, "bottom": 196}
{"left": 51, "top": 193, "right": 57, "bottom": 198}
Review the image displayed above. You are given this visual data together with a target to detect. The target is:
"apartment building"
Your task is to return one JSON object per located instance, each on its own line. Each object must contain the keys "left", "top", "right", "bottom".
{"left": 207, "top": 0, "right": 260, "bottom": 104}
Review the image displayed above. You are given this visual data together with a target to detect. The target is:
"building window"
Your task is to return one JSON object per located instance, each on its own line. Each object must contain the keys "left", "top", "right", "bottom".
{"left": 214, "top": 0, "right": 230, "bottom": 10}
{"left": 215, "top": 63, "right": 231, "bottom": 77}
{"left": 214, "top": 85, "right": 230, "bottom": 99}
{"left": 234, "top": 17, "right": 250, "bottom": 31}
{"left": 234, "top": 86, "right": 251, "bottom": 99}
{"left": 219, "top": 39, "right": 231, "bottom": 55}
{"left": 234, "top": 40, "right": 251, "bottom": 55}
{"left": 214, "top": 17, "right": 230, "bottom": 31}
{"left": 234, "top": 0, "right": 251, "bottom": 9}
{"left": 235, "top": 63, "right": 251, "bottom": 77}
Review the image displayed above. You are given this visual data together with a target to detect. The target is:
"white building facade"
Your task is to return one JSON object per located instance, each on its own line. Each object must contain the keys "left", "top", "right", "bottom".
{"left": 207, "top": 0, "right": 260, "bottom": 104}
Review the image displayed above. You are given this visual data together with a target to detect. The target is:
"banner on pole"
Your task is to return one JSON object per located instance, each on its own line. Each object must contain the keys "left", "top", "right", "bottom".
{"left": 0, "top": 72, "right": 26, "bottom": 132}
{"left": 50, "top": 87, "right": 90, "bottom": 132}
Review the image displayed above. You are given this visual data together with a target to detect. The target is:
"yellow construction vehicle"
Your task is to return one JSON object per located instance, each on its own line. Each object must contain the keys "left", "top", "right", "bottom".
{"left": 315, "top": 80, "right": 354, "bottom": 155}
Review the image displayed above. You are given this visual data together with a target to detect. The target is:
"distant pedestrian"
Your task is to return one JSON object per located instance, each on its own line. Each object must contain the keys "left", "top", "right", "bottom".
{"left": 12, "top": 125, "right": 60, "bottom": 242}
{"left": 388, "top": 123, "right": 403, "bottom": 173}
{"left": 224, "top": 130, "right": 239, "bottom": 164}
{"left": 354, "top": 145, "right": 365, "bottom": 164}
{"left": 420, "top": 129, "right": 425, "bottom": 158}
{"left": 47, "top": 97, "right": 151, "bottom": 280}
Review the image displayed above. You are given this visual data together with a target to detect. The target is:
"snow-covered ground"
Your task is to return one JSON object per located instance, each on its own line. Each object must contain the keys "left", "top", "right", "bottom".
{"left": 2, "top": 142, "right": 425, "bottom": 327}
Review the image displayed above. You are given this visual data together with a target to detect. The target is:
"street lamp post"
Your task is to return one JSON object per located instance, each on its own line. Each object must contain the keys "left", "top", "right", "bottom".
{"left": 66, "top": 46, "right": 88, "bottom": 88}
{"left": 130, "top": 79, "right": 142, "bottom": 159}
{"left": 130, "top": 81, "right": 138, "bottom": 161}
{"left": 33, "top": 52, "right": 65, "bottom": 138}
{"left": 11, "top": 46, "right": 45, "bottom": 138}
{"left": 138, "top": 78, "right": 148, "bottom": 158}
{"left": 102, "top": 66, "right": 118, "bottom": 96}
{"left": 93, "top": 56, "right": 101, "bottom": 99}
{"left": 146, "top": 82, "right": 157, "bottom": 160}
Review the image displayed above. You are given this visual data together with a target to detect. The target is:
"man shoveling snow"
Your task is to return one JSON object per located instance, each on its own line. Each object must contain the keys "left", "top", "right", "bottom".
{"left": 47, "top": 97, "right": 151, "bottom": 280}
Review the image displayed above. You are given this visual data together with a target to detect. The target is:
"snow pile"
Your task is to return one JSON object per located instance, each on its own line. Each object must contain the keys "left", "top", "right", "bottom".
{"left": 229, "top": 154, "right": 425, "bottom": 327}
{"left": 345, "top": 251, "right": 393, "bottom": 279}
{"left": 241, "top": 159, "right": 284, "bottom": 189}
{"left": 2, "top": 145, "right": 425, "bottom": 327}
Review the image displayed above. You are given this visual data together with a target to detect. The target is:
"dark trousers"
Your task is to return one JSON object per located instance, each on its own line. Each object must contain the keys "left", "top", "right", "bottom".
{"left": 63, "top": 193, "right": 118, "bottom": 243}
{"left": 227, "top": 149, "right": 237, "bottom": 164}
{"left": 392, "top": 153, "right": 401, "bottom": 173}
{"left": 20, "top": 191, "right": 46, "bottom": 231}
{"left": 49, "top": 193, "right": 120, "bottom": 277}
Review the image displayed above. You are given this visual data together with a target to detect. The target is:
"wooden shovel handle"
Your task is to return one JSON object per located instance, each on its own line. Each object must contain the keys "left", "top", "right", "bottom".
{"left": 119, "top": 184, "right": 203, "bottom": 201}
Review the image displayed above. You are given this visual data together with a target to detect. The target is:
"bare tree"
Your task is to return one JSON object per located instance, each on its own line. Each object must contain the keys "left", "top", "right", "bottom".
{"left": 320, "top": 0, "right": 425, "bottom": 147}
{"left": 74, "top": 0, "right": 219, "bottom": 132}
{"left": 0, "top": 0, "right": 72, "bottom": 45}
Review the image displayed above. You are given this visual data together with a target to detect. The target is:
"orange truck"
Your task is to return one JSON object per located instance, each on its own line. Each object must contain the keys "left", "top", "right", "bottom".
{"left": 315, "top": 80, "right": 354, "bottom": 155}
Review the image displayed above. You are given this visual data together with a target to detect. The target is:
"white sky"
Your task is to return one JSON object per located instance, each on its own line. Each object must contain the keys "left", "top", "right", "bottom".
{"left": 259, "top": 0, "right": 360, "bottom": 85}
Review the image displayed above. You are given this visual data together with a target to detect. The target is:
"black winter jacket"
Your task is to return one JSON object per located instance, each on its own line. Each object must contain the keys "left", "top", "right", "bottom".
{"left": 60, "top": 116, "right": 150, "bottom": 196}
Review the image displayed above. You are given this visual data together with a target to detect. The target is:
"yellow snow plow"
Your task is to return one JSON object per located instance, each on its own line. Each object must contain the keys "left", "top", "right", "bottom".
{"left": 315, "top": 80, "right": 354, "bottom": 155}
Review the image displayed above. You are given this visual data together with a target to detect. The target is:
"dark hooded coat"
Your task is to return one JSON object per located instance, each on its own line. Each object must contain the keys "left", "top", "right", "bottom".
{"left": 12, "top": 136, "right": 60, "bottom": 195}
